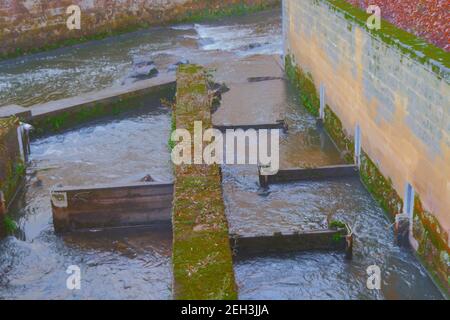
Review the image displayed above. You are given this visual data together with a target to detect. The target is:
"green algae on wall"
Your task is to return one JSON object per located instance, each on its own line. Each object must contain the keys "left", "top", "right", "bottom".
{"left": 172, "top": 65, "right": 237, "bottom": 299}
{"left": 413, "top": 196, "right": 450, "bottom": 295}
{"left": 359, "top": 151, "right": 403, "bottom": 219}
{"left": 285, "top": 53, "right": 449, "bottom": 295}
{"left": 285, "top": 55, "right": 320, "bottom": 117}
{"left": 285, "top": 54, "right": 402, "bottom": 218}
{"left": 323, "top": 105, "right": 354, "bottom": 164}
{"left": 285, "top": 55, "right": 354, "bottom": 163}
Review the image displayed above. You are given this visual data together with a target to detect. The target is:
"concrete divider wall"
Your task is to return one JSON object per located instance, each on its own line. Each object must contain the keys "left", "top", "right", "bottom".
{"left": 0, "top": 116, "right": 25, "bottom": 238}
{"left": 172, "top": 65, "right": 237, "bottom": 299}
{"left": 0, "top": 0, "right": 279, "bottom": 59}
{"left": 284, "top": 0, "right": 449, "bottom": 293}
{"left": 29, "top": 75, "right": 176, "bottom": 136}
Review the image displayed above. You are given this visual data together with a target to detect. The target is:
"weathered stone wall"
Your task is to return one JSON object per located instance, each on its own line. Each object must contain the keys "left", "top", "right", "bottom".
{"left": 284, "top": 0, "right": 449, "bottom": 293}
{"left": 0, "top": 116, "right": 23, "bottom": 238}
{"left": 0, "top": 0, "right": 279, "bottom": 58}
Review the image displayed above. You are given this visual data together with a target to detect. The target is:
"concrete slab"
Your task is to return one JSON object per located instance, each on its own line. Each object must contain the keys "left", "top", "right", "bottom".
{"left": 212, "top": 55, "right": 287, "bottom": 128}
{"left": 30, "top": 73, "right": 176, "bottom": 119}
{"left": 0, "top": 105, "right": 32, "bottom": 121}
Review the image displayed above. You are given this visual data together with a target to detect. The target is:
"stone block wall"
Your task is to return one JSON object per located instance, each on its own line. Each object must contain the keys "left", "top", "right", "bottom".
{"left": 284, "top": 0, "right": 449, "bottom": 293}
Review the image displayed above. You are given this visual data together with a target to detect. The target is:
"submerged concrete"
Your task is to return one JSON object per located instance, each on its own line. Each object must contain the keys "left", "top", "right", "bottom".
{"left": 212, "top": 55, "right": 287, "bottom": 129}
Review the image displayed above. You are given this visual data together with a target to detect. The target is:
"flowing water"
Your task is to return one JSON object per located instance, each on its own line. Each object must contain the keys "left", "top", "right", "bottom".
{"left": 0, "top": 106, "right": 173, "bottom": 299}
{"left": 224, "top": 82, "right": 444, "bottom": 300}
{"left": 0, "top": 9, "right": 281, "bottom": 300}
{"left": 0, "top": 9, "right": 444, "bottom": 299}
{"left": 0, "top": 10, "right": 281, "bottom": 108}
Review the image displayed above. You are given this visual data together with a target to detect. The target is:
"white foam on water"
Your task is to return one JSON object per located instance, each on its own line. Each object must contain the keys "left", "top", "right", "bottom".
{"left": 194, "top": 23, "right": 282, "bottom": 56}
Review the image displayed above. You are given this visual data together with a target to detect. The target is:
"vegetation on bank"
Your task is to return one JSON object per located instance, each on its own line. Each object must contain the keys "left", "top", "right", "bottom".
{"left": 172, "top": 65, "right": 237, "bottom": 299}
{"left": 0, "top": 1, "right": 280, "bottom": 61}
{"left": 3, "top": 215, "right": 17, "bottom": 235}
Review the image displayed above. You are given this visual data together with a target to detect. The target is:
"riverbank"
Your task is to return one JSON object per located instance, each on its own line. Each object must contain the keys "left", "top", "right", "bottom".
{"left": 0, "top": 0, "right": 280, "bottom": 61}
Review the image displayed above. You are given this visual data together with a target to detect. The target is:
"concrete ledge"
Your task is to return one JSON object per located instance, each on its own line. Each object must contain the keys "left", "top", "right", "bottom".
{"left": 51, "top": 182, "right": 173, "bottom": 233}
{"left": 259, "top": 164, "right": 359, "bottom": 187}
{"left": 231, "top": 228, "right": 352, "bottom": 259}
{"left": 0, "top": 105, "right": 32, "bottom": 121}
{"left": 29, "top": 74, "right": 176, "bottom": 135}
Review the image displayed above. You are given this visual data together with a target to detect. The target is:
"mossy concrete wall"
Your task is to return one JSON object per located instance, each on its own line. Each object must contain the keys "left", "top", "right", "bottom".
{"left": 0, "top": 0, "right": 279, "bottom": 59}
{"left": 284, "top": 0, "right": 449, "bottom": 294}
{"left": 0, "top": 116, "right": 24, "bottom": 238}
{"left": 172, "top": 65, "right": 237, "bottom": 299}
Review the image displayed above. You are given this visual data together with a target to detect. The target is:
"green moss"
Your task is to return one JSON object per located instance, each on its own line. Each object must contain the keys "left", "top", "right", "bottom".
{"left": 0, "top": 158, "right": 26, "bottom": 206}
{"left": 332, "top": 233, "right": 343, "bottom": 243}
{"left": 172, "top": 65, "right": 237, "bottom": 300}
{"left": 329, "top": 220, "right": 346, "bottom": 229}
{"left": 359, "top": 151, "right": 403, "bottom": 219}
{"left": 169, "top": 111, "right": 177, "bottom": 151}
{"left": 3, "top": 215, "right": 17, "bottom": 235}
{"left": 323, "top": 105, "right": 354, "bottom": 163}
{"left": 285, "top": 55, "right": 320, "bottom": 116}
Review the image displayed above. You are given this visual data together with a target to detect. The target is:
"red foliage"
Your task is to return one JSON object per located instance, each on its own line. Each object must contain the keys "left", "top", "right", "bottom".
{"left": 345, "top": 0, "right": 450, "bottom": 51}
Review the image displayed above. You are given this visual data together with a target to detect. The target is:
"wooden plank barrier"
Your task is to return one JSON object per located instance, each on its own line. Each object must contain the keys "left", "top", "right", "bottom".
{"left": 259, "top": 164, "right": 359, "bottom": 187}
{"left": 231, "top": 225, "right": 353, "bottom": 260}
{"left": 51, "top": 182, "right": 173, "bottom": 233}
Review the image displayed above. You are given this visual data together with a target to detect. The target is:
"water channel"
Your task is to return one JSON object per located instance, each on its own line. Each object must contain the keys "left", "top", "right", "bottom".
{"left": 0, "top": 9, "right": 443, "bottom": 300}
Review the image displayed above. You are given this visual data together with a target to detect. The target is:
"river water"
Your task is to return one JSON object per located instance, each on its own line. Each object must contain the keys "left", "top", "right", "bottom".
{"left": 0, "top": 9, "right": 444, "bottom": 299}
{"left": 223, "top": 82, "right": 443, "bottom": 299}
